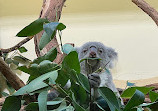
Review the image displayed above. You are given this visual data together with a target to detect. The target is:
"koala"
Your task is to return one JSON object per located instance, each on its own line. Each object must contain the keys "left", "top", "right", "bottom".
{"left": 48, "top": 42, "right": 123, "bottom": 105}
{"left": 76, "top": 42, "right": 120, "bottom": 98}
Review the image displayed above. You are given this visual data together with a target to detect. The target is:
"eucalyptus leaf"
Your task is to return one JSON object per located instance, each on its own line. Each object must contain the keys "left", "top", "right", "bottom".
{"left": 121, "top": 87, "right": 154, "bottom": 98}
{"left": 18, "top": 46, "right": 28, "bottom": 53}
{"left": 56, "top": 51, "right": 80, "bottom": 87}
{"left": 25, "top": 102, "right": 39, "bottom": 111}
{"left": 39, "top": 22, "right": 66, "bottom": 50}
{"left": 62, "top": 44, "right": 75, "bottom": 54}
{"left": 13, "top": 56, "right": 31, "bottom": 65}
{"left": 5, "top": 58, "right": 12, "bottom": 64}
{"left": 98, "top": 87, "right": 121, "bottom": 111}
{"left": 16, "top": 18, "right": 49, "bottom": 37}
{"left": 33, "top": 47, "right": 57, "bottom": 64}
{"left": 80, "top": 57, "right": 102, "bottom": 63}
{"left": 149, "top": 91, "right": 158, "bottom": 102}
{"left": 14, "top": 70, "right": 58, "bottom": 95}
{"left": 43, "top": 22, "right": 66, "bottom": 39}
{"left": 2, "top": 96, "right": 21, "bottom": 111}
{"left": 71, "top": 91, "right": 86, "bottom": 111}
{"left": 71, "top": 82, "right": 87, "bottom": 104}
{"left": 124, "top": 90, "right": 145, "bottom": 111}
{"left": 39, "top": 32, "right": 50, "bottom": 50}
{"left": 38, "top": 91, "right": 48, "bottom": 111}
{"left": 78, "top": 73, "right": 90, "bottom": 93}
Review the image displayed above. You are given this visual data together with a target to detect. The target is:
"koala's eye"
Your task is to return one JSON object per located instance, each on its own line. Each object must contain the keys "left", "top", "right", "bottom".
{"left": 83, "top": 49, "right": 88, "bottom": 53}
{"left": 98, "top": 49, "right": 103, "bottom": 54}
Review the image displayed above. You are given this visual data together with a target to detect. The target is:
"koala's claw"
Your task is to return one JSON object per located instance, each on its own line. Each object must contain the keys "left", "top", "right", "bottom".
{"left": 88, "top": 73, "right": 101, "bottom": 88}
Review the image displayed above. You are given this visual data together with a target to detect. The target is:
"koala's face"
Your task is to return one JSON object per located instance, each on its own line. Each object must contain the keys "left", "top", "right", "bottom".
{"left": 77, "top": 42, "right": 117, "bottom": 69}
{"left": 77, "top": 42, "right": 107, "bottom": 66}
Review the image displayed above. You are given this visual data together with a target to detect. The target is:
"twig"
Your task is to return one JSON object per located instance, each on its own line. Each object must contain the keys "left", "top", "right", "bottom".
{"left": 132, "top": 0, "right": 158, "bottom": 26}
{"left": 0, "top": 36, "right": 34, "bottom": 55}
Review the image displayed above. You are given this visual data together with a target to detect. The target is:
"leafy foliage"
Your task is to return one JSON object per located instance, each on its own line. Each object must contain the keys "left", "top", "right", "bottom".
{"left": 1, "top": 18, "right": 158, "bottom": 111}
{"left": 16, "top": 18, "right": 49, "bottom": 37}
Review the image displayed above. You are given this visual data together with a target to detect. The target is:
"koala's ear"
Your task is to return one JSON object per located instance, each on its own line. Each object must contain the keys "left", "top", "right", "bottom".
{"left": 106, "top": 47, "right": 118, "bottom": 68}
{"left": 107, "top": 48, "right": 118, "bottom": 60}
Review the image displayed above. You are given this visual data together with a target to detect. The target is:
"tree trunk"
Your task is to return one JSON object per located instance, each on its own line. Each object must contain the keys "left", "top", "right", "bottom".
{"left": 34, "top": 0, "right": 66, "bottom": 64}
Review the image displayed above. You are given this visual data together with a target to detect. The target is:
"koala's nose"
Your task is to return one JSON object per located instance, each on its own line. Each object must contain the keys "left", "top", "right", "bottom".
{"left": 89, "top": 51, "right": 96, "bottom": 58}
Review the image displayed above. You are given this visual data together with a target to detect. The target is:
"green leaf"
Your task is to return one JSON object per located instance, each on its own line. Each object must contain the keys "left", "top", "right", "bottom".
{"left": 16, "top": 18, "right": 49, "bottom": 37}
{"left": 62, "top": 51, "right": 80, "bottom": 73}
{"left": 19, "top": 60, "right": 60, "bottom": 82}
{"left": 47, "top": 98, "right": 64, "bottom": 105}
{"left": 149, "top": 91, "right": 158, "bottom": 102}
{"left": 25, "top": 102, "right": 39, "bottom": 111}
{"left": 14, "top": 70, "right": 58, "bottom": 95}
{"left": 2, "top": 96, "right": 21, "bottom": 111}
{"left": 95, "top": 102, "right": 106, "bottom": 111}
{"left": 98, "top": 87, "right": 121, "bottom": 111}
{"left": 5, "top": 58, "right": 12, "bottom": 64}
{"left": 62, "top": 44, "right": 75, "bottom": 54}
{"left": 39, "top": 32, "right": 50, "bottom": 50}
{"left": 38, "top": 91, "right": 48, "bottom": 111}
{"left": 1, "top": 92, "right": 9, "bottom": 97}
{"left": 18, "top": 46, "right": 28, "bottom": 53}
{"left": 71, "top": 82, "right": 87, "bottom": 104}
{"left": 57, "top": 23, "right": 66, "bottom": 31}
{"left": 7, "top": 82, "right": 15, "bottom": 95}
{"left": 51, "top": 100, "right": 74, "bottom": 111}
{"left": 139, "top": 102, "right": 158, "bottom": 110}
{"left": 124, "top": 90, "right": 145, "bottom": 111}
{"left": 80, "top": 57, "right": 102, "bottom": 63}
{"left": 71, "top": 91, "right": 86, "bottom": 111}
{"left": 78, "top": 73, "right": 90, "bottom": 93}
{"left": 56, "top": 51, "right": 80, "bottom": 87}
{"left": 121, "top": 87, "right": 154, "bottom": 98}
{"left": 33, "top": 47, "right": 57, "bottom": 64}
{"left": 13, "top": 56, "right": 31, "bottom": 65}
{"left": 43, "top": 22, "right": 66, "bottom": 39}
{"left": 39, "top": 22, "right": 66, "bottom": 50}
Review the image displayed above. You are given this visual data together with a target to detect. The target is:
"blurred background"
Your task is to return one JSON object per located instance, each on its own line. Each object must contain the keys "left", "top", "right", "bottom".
{"left": 0, "top": 0, "right": 158, "bottom": 88}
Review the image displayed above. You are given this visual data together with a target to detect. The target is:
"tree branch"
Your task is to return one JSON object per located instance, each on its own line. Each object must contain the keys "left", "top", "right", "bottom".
{"left": 0, "top": 57, "right": 25, "bottom": 90}
{"left": 132, "top": 0, "right": 158, "bottom": 26}
{"left": 0, "top": 36, "right": 34, "bottom": 55}
{"left": 34, "top": 0, "right": 66, "bottom": 64}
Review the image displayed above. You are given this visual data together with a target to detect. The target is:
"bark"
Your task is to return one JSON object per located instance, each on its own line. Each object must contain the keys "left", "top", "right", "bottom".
{"left": 0, "top": 57, "right": 25, "bottom": 91}
{"left": 34, "top": 0, "right": 66, "bottom": 64}
{"left": 132, "top": 0, "right": 158, "bottom": 26}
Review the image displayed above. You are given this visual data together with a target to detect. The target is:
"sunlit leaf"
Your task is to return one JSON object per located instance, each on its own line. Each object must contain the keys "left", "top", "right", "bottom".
{"left": 18, "top": 46, "right": 28, "bottom": 53}
{"left": 14, "top": 70, "right": 58, "bottom": 95}
{"left": 16, "top": 18, "right": 49, "bottom": 37}
{"left": 149, "top": 91, "right": 158, "bottom": 102}
{"left": 39, "top": 32, "right": 50, "bottom": 50}
{"left": 38, "top": 91, "right": 48, "bottom": 111}
{"left": 124, "top": 90, "right": 145, "bottom": 111}
{"left": 98, "top": 87, "right": 121, "bottom": 111}
{"left": 33, "top": 47, "right": 57, "bottom": 64}
{"left": 121, "top": 87, "right": 154, "bottom": 98}
{"left": 62, "top": 44, "right": 75, "bottom": 54}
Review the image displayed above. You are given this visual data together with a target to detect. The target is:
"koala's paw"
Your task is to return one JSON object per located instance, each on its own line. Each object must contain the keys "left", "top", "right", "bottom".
{"left": 88, "top": 73, "right": 101, "bottom": 88}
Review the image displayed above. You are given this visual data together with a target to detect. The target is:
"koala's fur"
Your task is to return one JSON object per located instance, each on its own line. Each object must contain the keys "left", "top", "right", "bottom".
{"left": 76, "top": 42, "right": 120, "bottom": 97}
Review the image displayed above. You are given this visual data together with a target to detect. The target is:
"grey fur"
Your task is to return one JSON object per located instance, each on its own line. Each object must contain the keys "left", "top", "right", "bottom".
{"left": 76, "top": 42, "right": 121, "bottom": 99}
